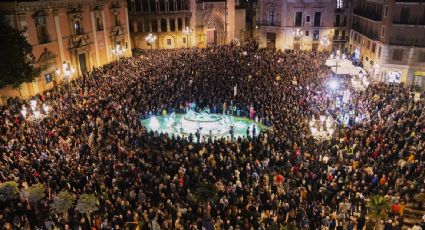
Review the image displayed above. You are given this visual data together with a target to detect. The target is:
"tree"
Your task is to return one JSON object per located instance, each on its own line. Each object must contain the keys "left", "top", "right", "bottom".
{"left": 194, "top": 182, "right": 218, "bottom": 217}
{"left": 20, "top": 183, "right": 46, "bottom": 214}
{"left": 0, "top": 10, "right": 40, "bottom": 88}
{"left": 366, "top": 195, "right": 391, "bottom": 230}
{"left": 0, "top": 181, "right": 19, "bottom": 202}
{"left": 50, "top": 190, "right": 76, "bottom": 222}
{"left": 75, "top": 193, "right": 99, "bottom": 222}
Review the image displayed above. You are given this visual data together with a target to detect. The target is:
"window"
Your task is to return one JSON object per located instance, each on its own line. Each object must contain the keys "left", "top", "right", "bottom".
{"left": 178, "top": 18, "right": 183, "bottom": 31}
{"left": 337, "top": 0, "right": 343, "bottom": 9}
{"left": 183, "top": 37, "right": 186, "bottom": 43}
{"left": 185, "top": 17, "right": 190, "bottom": 27}
{"left": 295, "top": 12, "right": 302, "bottom": 27}
{"left": 114, "top": 14, "right": 120, "bottom": 26}
{"left": 167, "top": 38, "right": 172, "bottom": 45}
{"left": 335, "top": 14, "right": 341, "bottom": 26}
{"left": 384, "top": 5, "right": 389, "bottom": 17}
{"left": 151, "top": 19, "right": 158, "bottom": 32}
{"left": 314, "top": 12, "right": 321, "bottom": 27}
{"left": 372, "top": 43, "right": 376, "bottom": 53}
{"left": 45, "top": 73, "right": 53, "bottom": 84}
{"left": 418, "top": 51, "right": 425, "bottom": 62}
{"left": 96, "top": 16, "right": 103, "bottom": 31}
{"left": 378, "top": 46, "right": 382, "bottom": 58}
{"left": 305, "top": 30, "right": 309, "bottom": 36}
{"left": 170, "top": 18, "right": 175, "bottom": 31}
{"left": 306, "top": 16, "right": 310, "bottom": 23}
{"left": 161, "top": 18, "right": 167, "bottom": 32}
{"left": 268, "top": 10, "right": 275, "bottom": 25}
{"left": 392, "top": 49, "right": 403, "bottom": 61}
{"left": 313, "top": 30, "right": 319, "bottom": 40}
{"left": 35, "top": 17, "right": 49, "bottom": 43}
{"left": 74, "top": 21, "right": 83, "bottom": 35}
{"left": 381, "top": 26, "right": 385, "bottom": 38}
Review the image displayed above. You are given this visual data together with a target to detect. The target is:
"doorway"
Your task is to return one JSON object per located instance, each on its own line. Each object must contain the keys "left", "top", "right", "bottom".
{"left": 79, "top": 53, "right": 87, "bottom": 74}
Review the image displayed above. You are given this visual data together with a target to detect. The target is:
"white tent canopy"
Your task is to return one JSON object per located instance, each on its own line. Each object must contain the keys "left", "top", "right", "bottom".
{"left": 325, "top": 58, "right": 365, "bottom": 76}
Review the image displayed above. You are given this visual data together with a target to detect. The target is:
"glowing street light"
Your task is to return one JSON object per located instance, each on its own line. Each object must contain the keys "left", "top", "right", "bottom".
{"left": 145, "top": 33, "right": 157, "bottom": 50}
{"left": 183, "top": 26, "right": 192, "bottom": 48}
{"left": 320, "top": 35, "right": 330, "bottom": 49}
{"left": 293, "top": 28, "right": 304, "bottom": 40}
{"left": 111, "top": 44, "right": 127, "bottom": 60}
{"left": 56, "top": 61, "right": 76, "bottom": 82}
{"left": 329, "top": 79, "right": 339, "bottom": 90}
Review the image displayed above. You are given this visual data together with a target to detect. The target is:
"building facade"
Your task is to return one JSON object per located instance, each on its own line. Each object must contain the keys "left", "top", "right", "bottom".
{"left": 349, "top": 0, "right": 425, "bottom": 90}
{"left": 128, "top": 0, "right": 246, "bottom": 49}
{"left": 0, "top": 0, "right": 132, "bottom": 102}
{"left": 256, "top": 0, "right": 352, "bottom": 51}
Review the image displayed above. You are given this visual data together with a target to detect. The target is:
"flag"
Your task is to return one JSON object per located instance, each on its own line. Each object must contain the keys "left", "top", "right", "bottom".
{"left": 234, "top": 84, "right": 237, "bottom": 96}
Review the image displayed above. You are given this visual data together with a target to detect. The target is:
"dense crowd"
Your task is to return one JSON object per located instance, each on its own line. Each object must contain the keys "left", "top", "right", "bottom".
{"left": 0, "top": 43, "right": 424, "bottom": 230}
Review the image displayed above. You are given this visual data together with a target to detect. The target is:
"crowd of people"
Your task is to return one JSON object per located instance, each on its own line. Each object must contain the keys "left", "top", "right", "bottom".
{"left": 0, "top": 43, "right": 424, "bottom": 230}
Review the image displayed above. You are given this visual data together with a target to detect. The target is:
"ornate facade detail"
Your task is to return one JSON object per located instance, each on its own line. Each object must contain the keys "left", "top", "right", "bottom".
{"left": 69, "top": 34, "right": 92, "bottom": 49}
{"left": 110, "top": 25, "right": 125, "bottom": 37}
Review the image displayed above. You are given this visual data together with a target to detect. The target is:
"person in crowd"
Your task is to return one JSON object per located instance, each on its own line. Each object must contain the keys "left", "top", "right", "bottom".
{"left": 0, "top": 42, "right": 424, "bottom": 229}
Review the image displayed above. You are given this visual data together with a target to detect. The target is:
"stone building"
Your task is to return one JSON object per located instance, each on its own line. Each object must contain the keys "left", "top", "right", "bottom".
{"left": 128, "top": 0, "right": 246, "bottom": 49}
{"left": 0, "top": 0, "right": 131, "bottom": 102}
{"left": 256, "top": 0, "right": 352, "bottom": 51}
{"left": 349, "top": 0, "right": 425, "bottom": 89}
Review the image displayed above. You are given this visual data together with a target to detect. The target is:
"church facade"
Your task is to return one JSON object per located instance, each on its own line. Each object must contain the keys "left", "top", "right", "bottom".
{"left": 128, "top": 0, "right": 245, "bottom": 49}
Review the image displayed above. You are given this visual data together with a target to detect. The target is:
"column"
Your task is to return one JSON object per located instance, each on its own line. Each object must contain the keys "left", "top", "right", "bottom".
{"left": 157, "top": 17, "right": 161, "bottom": 32}
{"left": 174, "top": 17, "right": 178, "bottom": 31}
{"left": 101, "top": 11, "right": 110, "bottom": 62}
{"left": 182, "top": 16, "right": 186, "bottom": 29}
{"left": 141, "top": 18, "right": 145, "bottom": 32}
{"left": 90, "top": 11, "right": 100, "bottom": 67}
{"left": 125, "top": 7, "right": 133, "bottom": 55}
{"left": 149, "top": 18, "right": 153, "bottom": 32}
{"left": 53, "top": 10, "right": 65, "bottom": 64}
{"left": 166, "top": 17, "right": 170, "bottom": 32}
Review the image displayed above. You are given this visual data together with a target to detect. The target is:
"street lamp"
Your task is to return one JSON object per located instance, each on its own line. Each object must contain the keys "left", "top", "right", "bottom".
{"left": 293, "top": 28, "right": 303, "bottom": 50}
{"left": 20, "top": 101, "right": 50, "bottom": 123}
{"left": 320, "top": 35, "right": 330, "bottom": 50}
{"left": 111, "top": 44, "right": 127, "bottom": 60}
{"left": 145, "top": 33, "right": 157, "bottom": 50}
{"left": 56, "top": 61, "right": 76, "bottom": 82}
{"left": 183, "top": 26, "right": 192, "bottom": 48}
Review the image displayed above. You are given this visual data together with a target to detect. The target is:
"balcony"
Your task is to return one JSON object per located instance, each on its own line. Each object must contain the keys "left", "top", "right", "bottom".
{"left": 395, "top": 0, "right": 424, "bottom": 3}
{"left": 352, "top": 24, "right": 379, "bottom": 40}
{"left": 353, "top": 9, "right": 382, "bottom": 21}
{"left": 390, "top": 37, "right": 425, "bottom": 47}
{"left": 257, "top": 21, "right": 281, "bottom": 27}
{"left": 335, "top": 8, "right": 345, "bottom": 13}
{"left": 334, "top": 22, "right": 347, "bottom": 27}
{"left": 393, "top": 16, "right": 425, "bottom": 26}
{"left": 333, "top": 35, "right": 349, "bottom": 41}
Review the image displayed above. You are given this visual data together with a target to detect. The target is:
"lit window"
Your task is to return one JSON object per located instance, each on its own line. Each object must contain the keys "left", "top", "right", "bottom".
{"left": 337, "top": 0, "right": 343, "bottom": 9}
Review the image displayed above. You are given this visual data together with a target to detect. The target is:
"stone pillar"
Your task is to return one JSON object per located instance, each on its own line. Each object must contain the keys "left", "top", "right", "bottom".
{"left": 174, "top": 17, "right": 178, "bottom": 31}
{"left": 166, "top": 17, "right": 170, "bottom": 32}
{"left": 141, "top": 18, "right": 145, "bottom": 32}
{"left": 158, "top": 17, "right": 161, "bottom": 32}
{"left": 125, "top": 7, "right": 132, "bottom": 55}
{"left": 149, "top": 18, "right": 153, "bottom": 32}
{"left": 101, "top": 11, "right": 110, "bottom": 62}
{"left": 90, "top": 11, "right": 100, "bottom": 66}
{"left": 53, "top": 10, "right": 65, "bottom": 64}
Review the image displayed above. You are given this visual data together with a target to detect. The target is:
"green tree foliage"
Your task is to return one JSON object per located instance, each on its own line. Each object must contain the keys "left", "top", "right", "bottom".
{"left": 75, "top": 193, "right": 99, "bottom": 215}
{"left": 0, "top": 11, "right": 40, "bottom": 88}
{"left": 0, "top": 181, "right": 19, "bottom": 202}
{"left": 20, "top": 182, "right": 46, "bottom": 204}
{"left": 50, "top": 190, "right": 76, "bottom": 221}
{"left": 366, "top": 195, "right": 391, "bottom": 229}
{"left": 194, "top": 182, "right": 218, "bottom": 204}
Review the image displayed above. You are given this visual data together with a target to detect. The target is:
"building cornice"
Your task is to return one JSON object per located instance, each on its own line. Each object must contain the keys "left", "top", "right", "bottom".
{"left": 0, "top": 0, "right": 125, "bottom": 13}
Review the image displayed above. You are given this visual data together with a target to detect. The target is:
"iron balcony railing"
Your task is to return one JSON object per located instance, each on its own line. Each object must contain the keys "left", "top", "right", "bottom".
{"left": 353, "top": 9, "right": 382, "bottom": 21}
